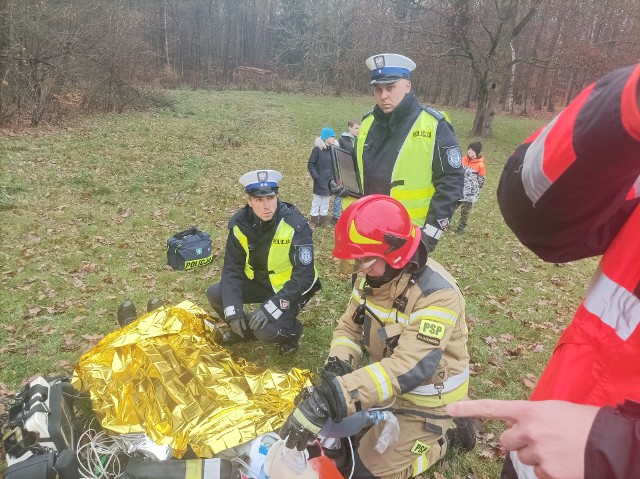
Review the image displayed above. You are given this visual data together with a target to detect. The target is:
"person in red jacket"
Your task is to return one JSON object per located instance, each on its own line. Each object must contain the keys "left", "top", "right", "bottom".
{"left": 448, "top": 63, "right": 640, "bottom": 479}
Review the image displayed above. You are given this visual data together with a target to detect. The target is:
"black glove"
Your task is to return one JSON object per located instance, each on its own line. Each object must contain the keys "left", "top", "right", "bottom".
{"left": 329, "top": 179, "right": 349, "bottom": 198}
{"left": 248, "top": 308, "right": 271, "bottom": 330}
{"left": 228, "top": 315, "right": 247, "bottom": 338}
{"left": 323, "top": 356, "right": 354, "bottom": 377}
{"left": 280, "top": 372, "right": 347, "bottom": 451}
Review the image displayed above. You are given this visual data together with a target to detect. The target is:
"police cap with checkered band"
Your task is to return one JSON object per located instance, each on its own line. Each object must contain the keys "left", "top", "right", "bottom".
{"left": 239, "top": 170, "right": 283, "bottom": 197}
{"left": 366, "top": 53, "right": 416, "bottom": 85}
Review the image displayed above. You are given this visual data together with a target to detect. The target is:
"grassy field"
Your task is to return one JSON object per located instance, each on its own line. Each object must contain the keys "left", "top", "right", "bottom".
{"left": 0, "top": 90, "right": 598, "bottom": 478}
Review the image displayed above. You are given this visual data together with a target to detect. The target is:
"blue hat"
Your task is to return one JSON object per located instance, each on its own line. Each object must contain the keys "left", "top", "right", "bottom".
{"left": 365, "top": 53, "right": 416, "bottom": 85}
{"left": 239, "top": 169, "right": 283, "bottom": 197}
{"left": 320, "top": 127, "right": 335, "bottom": 141}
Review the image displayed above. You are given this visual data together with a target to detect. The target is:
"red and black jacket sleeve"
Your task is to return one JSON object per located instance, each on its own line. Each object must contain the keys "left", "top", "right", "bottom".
{"left": 585, "top": 400, "right": 640, "bottom": 479}
{"left": 497, "top": 63, "right": 640, "bottom": 263}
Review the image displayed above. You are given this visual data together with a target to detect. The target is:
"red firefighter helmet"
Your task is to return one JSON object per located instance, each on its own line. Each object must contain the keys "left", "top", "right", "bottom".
{"left": 333, "top": 195, "right": 421, "bottom": 269}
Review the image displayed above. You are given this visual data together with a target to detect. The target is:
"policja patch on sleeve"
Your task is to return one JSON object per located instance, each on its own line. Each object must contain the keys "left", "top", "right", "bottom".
{"left": 444, "top": 146, "right": 462, "bottom": 168}
{"left": 296, "top": 245, "right": 313, "bottom": 265}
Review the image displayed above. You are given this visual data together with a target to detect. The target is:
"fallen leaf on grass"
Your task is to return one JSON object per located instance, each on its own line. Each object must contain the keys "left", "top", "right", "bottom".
{"left": 81, "top": 334, "right": 104, "bottom": 342}
{"left": 530, "top": 343, "right": 544, "bottom": 353}
{"left": 523, "top": 373, "right": 537, "bottom": 389}
{"left": 484, "top": 336, "right": 497, "bottom": 346}
{"left": 62, "top": 335, "right": 80, "bottom": 351}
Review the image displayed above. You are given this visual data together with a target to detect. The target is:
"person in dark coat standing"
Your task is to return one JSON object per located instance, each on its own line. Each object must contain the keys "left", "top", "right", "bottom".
{"left": 332, "top": 120, "right": 360, "bottom": 224}
{"left": 206, "top": 169, "right": 321, "bottom": 355}
{"left": 308, "top": 127, "right": 337, "bottom": 227}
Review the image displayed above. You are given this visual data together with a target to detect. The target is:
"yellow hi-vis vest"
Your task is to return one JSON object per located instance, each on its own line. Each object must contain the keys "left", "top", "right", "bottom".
{"left": 233, "top": 220, "right": 317, "bottom": 293}
{"left": 351, "top": 110, "right": 438, "bottom": 226}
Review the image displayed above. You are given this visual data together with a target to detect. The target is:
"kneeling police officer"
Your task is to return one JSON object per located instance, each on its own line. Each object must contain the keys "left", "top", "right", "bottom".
{"left": 206, "top": 169, "right": 320, "bottom": 355}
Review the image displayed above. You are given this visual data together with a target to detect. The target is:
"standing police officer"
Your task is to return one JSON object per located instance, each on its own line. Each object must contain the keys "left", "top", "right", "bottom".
{"left": 332, "top": 53, "right": 464, "bottom": 252}
{"left": 206, "top": 170, "right": 320, "bottom": 355}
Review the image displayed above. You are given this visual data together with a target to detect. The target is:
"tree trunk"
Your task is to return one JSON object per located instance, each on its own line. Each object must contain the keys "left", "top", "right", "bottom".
{"left": 505, "top": 41, "right": 516, "bottom": 113}
{"left": 471, "top": 74, "right": 500, "bottom": 137}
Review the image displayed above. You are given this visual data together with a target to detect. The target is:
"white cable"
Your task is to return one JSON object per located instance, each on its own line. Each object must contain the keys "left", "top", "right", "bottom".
{"left": 76, "top": 429, "right": 126, "bottom": 479}
{"left": 346, "top": 436, "right": 355, "bottom": 479}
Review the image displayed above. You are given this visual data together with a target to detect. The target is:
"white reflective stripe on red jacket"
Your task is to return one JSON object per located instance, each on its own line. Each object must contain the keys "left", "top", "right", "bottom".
{"left": 510, "top": 452, "right": 538, "bottom": 479}
{"left": 521, "top": 116, "right": 557, "bottom": 204}
{"left": 583, "top": 267, "right": 640, "bottom": 341}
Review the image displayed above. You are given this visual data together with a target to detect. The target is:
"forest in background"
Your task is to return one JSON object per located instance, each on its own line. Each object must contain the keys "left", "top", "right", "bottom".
{"left": 1, "top": 0, "right": 638, "bottom": 134}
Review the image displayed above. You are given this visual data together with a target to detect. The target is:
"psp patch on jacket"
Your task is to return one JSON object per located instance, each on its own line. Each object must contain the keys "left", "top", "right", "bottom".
{"left": 417, "top": 319, "right": 446, "bottom": 346}
{"left": 443, "top": 146, "right": 462, "bottom": 168}
{"left": 296, "top": 245, "right": 314, "bottom": 265}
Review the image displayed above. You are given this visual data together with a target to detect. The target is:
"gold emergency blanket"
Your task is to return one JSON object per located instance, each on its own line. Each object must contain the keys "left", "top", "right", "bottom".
{"left": 72, "top": 300, "right": 312, "bottom": 458}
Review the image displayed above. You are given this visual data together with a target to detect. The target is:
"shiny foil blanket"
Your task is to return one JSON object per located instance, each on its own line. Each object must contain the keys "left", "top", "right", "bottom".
{"left": 72, "top": 300, "right": 312, "bottom": 458}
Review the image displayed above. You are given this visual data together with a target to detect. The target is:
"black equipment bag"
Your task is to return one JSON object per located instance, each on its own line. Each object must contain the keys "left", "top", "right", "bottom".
{"left": 167, "top": 227, "right": 213, "bottom": 271}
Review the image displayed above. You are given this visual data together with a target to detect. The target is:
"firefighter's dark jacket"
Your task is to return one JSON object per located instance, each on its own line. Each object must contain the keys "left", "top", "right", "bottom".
{"left": 220, "top": 201, "right": 318, "bottom": 320}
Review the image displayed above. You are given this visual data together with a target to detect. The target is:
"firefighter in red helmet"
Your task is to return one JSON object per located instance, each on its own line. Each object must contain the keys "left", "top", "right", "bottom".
{"left": 281, "top": 195, "right": 475, "bottom": 479}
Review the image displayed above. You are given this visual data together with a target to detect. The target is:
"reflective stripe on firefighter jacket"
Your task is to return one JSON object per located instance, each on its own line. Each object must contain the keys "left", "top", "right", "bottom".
{"left": 233, "top": 220, "right": 318, "bottom": 293}
{"left": 329, "top": 257, "right": 470, "bottom": 415}
{"left": 354, "top": 111, "right": 438, "bottom": 226}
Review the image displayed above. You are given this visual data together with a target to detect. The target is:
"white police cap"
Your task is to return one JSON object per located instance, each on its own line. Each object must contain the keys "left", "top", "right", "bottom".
{"left": 365, "top": 53, "right": 416, "bottom": 85}
{"left": 239, "top": 169, "right": 283, "bottom": 196}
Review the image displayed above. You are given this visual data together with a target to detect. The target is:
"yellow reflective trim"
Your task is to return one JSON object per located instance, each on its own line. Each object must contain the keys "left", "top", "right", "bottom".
{"left": 331, "top": 337, "right": 362, "bottom": 354}
{"left": 349, "top": 220, "right": 383, "bottom": 245}
{"left": 402, "top": 380, "right": 469, "bottom": 407}
{"left": 233, "top": 226, "right": 254, "bottom": 280}
{"left": 351, "top": 288, "right": 410, "bottom": 324}
{"left": 391, "top": 186, "right": 436, "bottom": 201}
{"left": 411, "top": 307, "right": 458, "bottom": 327}
{"left": 293, "top": 408, "right": 322, "bottom": 434}
{"left": 364, "top": 363, "right": 392, "bottom": 402}
{"left": 185, "top": 460, "right": 203, "bottom": 479}
{"left": 268, "top": 220, "right": 296, "bottom": 292}
{"left": 413, "top": 454, "right": 429, "bottom": 475}
{"left": 404, "top": 206, "right": 429, "bottom": 222}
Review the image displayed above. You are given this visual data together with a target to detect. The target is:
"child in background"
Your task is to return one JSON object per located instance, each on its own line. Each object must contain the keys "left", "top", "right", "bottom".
{"left": 455, "top": 141, "right": 486, "bottom": 235}
{"left": 307, "top": 127, "right": 337, "bottom": 227}
{"left": 332, "top": 120, "right": 360, "bottom": 224}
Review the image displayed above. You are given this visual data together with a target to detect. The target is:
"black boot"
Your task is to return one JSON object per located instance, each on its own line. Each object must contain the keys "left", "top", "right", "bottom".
{"left": 309, "top": 216, "right": 319, "bottom": 228}
{"left": 147, "top": 298, "right": 164, "bottom": 312}
{"left": 220, "top": 328, "right": 254, "bottom": 345}
{"left": 445, "top": 417, "right": 476, "bottom": 451}
{"left": 318, "top": 216, "right": 327, "bottom": 228}
{"left": 277, "top": 338, "right": 299, "bottom": 355}
{"left": 117, "top": 301, "right": 137, "bottom": 327}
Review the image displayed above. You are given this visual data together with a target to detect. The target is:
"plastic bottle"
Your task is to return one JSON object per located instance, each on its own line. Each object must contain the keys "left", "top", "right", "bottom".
{"left": 318, "top": 409, "right": 368, "bottom": 438}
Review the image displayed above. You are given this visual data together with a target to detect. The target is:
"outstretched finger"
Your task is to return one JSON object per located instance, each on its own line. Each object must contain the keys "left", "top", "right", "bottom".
{"left": 446, "top": 399, "right": 529, "bottom": 423}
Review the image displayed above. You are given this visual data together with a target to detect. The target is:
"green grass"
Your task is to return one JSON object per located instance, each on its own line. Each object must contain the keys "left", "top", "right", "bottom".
{"left": 0, "top": 91, "right": 597, "bottom": 478}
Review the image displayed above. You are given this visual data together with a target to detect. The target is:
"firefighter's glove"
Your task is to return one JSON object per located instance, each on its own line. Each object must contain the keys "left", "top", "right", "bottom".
{"left": 228, "top": 316, "right": 247, "bottom": 338}
{"left": 280, "top": 373, "right": 346, "bottom": 451}
{"left": 248, "top": 308, "right": 271, "bottom": 330}
{"left": 323, "top": 356, "right": 354, "bottom": 377}
{"left": 329, "top": 179, "right": 349, "bottom": 198}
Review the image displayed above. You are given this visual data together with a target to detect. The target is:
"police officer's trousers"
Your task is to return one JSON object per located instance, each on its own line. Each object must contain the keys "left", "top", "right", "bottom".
{"left": 205, "top": 280, "right": 319, "bottom": 344}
